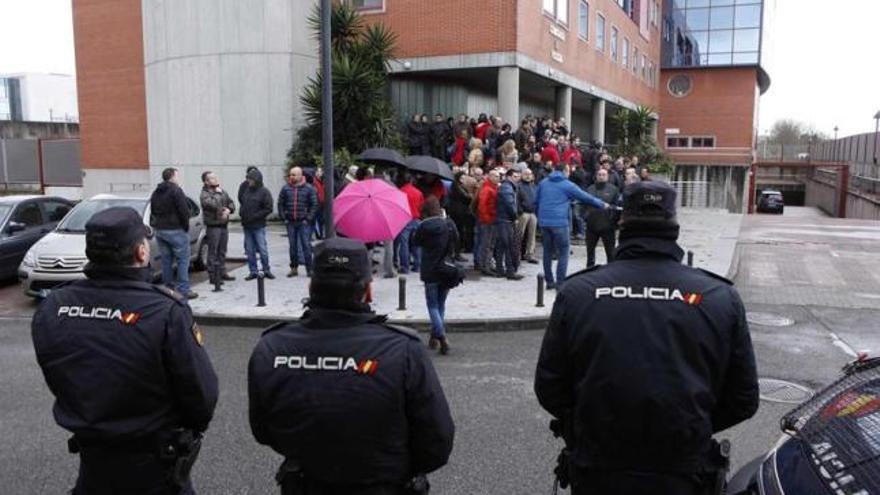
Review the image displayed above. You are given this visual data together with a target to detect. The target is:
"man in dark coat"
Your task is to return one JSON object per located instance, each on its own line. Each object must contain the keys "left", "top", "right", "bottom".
{"left": 277, "top": 166, "right": 318, "bottom": 278}
{"left": 150, "top": 167, "right": 196, "bottom": 298}
{"left": 535, "top": 181, "right": 759, "bottom": 495}
{"left": 239, "top": 167, "right": 275, "bottom": 280}
{"left": 429, "top": 113, "right": 452, "bottom": 160}
{"left": 584, "top": 168, "right": 620, "bottom": 268}
{"left": 248, "top": 237, "right": 455, "bottom": 493}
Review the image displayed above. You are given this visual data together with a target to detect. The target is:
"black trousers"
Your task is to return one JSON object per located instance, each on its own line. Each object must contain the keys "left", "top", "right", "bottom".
{"left": 586, "top": 229, "right": 615, "bottom": 268}
{"left": 205, "top": 225, "right": 228, "bottom": 282}
{"left": 494, "top": 221, "right": 517, "bottom": 275}
{"left": 571, "top": 469, "right": 704, "bottom": 495}
{"left": 73, "top": 449, "right": 194, "bottom": 495}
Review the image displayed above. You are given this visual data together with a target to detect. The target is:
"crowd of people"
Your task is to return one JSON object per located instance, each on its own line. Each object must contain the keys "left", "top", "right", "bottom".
{"left": 147, "top": 112, "right": 653, "bottom": 347}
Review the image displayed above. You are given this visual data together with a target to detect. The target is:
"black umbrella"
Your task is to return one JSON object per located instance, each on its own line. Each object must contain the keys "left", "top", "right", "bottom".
{"left": 357, "top": 148, "right": 407, "bottom": 168}
{"left": 404, "top": 155, "right": 454, "bottom": 181}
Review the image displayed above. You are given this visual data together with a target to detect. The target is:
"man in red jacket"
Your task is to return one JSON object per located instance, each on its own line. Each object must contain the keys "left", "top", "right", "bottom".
{"left": 395, "top": 173, "right": 425, "bottom": 274}
{"left": 541, "top": 138, "right": 561, "bottom": 165}
{"left": 476, "top": 169, "right": 501, "bottom": 276}
{"left": 562, "top": 137, "right": 583, "bottom": 166}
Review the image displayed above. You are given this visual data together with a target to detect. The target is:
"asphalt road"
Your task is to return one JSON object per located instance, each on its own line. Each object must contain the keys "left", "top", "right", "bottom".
{"left": 1, "top": 207, "right": 876, "bottom": 494}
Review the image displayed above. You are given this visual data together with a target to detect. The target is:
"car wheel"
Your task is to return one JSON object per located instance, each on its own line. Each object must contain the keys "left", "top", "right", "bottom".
{"left": 192, "top": 240, "right": 208, "bottom": 272}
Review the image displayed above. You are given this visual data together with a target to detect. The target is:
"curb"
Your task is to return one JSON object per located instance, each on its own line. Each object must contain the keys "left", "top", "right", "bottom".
{"left": 194, "top": 313, "right": 550, "bottom": 333}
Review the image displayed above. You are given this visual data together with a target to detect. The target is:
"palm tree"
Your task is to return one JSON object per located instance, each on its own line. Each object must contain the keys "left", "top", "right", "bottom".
{"left": 290, "top": 3, "right": 401, "bottom": 165}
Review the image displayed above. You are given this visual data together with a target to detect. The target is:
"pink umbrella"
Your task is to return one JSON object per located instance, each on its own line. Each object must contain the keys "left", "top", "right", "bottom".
{"left": 333, "top": 178, "right": 412, "bottom": 243}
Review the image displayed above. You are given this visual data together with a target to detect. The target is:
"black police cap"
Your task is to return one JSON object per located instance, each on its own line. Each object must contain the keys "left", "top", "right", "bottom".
{"left": 312, "top": 237, "right": 372, "bottom": 284}
{"left": 622, "top": 181, "right": 678, "bottom": 220}
{"left": 85, "top": 206, "right": 154, "bottom": 253}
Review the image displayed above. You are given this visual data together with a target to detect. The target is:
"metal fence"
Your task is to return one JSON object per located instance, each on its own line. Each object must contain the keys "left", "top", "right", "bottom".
{"left": 0, "top": 138, "right": 81, "bottom": 189}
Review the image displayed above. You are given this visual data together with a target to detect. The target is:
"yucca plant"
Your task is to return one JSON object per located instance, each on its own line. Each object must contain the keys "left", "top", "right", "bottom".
{"left": 610, "top": 105, "right": 665, "bottom": 170}
{"left": 290, "top": 3, "right": 401, "bottom": 166}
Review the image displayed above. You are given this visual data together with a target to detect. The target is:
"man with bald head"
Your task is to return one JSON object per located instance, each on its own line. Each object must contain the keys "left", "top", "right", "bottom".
{"left": 278, "top": 165, "right": 318, "bottom": 277}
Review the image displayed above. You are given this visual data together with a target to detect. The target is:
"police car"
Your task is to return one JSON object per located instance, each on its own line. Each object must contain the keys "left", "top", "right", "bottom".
{"left": 18, "top": 194, "right": 207, "bottom": 298}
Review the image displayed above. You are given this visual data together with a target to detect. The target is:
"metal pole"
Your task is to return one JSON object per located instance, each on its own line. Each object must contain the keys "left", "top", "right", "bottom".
{"left": 874, "top": 116, "right": 879, "bottom": 165}
{"left": 398, "top": 276, "right": 407, "bottom": 311}
{"left": 320, "top": 0, "right": 336, "bottom": 238}
{"left": 687, "top": 250, "right": 694, "bottom": 267}
{"left": 536, "top": 273, "right": 545, "bottom": 308}
{"left": 257, "top": 271, "right": 266, "bottom": 307}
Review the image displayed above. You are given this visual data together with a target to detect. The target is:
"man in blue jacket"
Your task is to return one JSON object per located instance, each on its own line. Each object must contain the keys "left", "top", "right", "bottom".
{"left": 495, "top": 169, "right": 523, "bottom": 280}
{"left": 278, "top": 166, "right": 318, "bottom": 278}
{"left": 535, "top": 163, "right": 608, "bottom": 290}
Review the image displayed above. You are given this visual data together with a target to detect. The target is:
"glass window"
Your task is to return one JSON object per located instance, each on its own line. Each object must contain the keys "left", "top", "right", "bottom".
{"left": 558, "top": 0, "right": 569, "bottom": 24}
{"left": 708, "top": 52, "right": 733, "bottom": 64}
{"left": 686, "top": 8, "right": 710, "bottom": 30}
{"left": 710, "top": 0, "right": 735, "bottom": 5}
{"left": 58, "top": 199, "right": 148, "bottom": 233}
{"left": 692, "top": 137, "right": 716, "bottom": 147}
{"left": 710, "top": 6, "right": 735, "bottom": 29}
{"left": 611, "top": 27, "right": 619, "bottom": 62}
{"left": 350, "top": 0, "right": 383, "bottom": 10}
{"left": 690, "top": 30, "right": 709, "bottom": 52}
{"left": 12, "top": 202, "right": 44, "bottom": 227}
{"left": 709, "top": 29, "right": 733, "bottom": 53}
{"left": 578, "top": 1, "right": 589, "bottom": 39}
{"left": 544, "top": 0, "right": 555, "bottom": 13}
{"left": 623, "top": 37, "right": 630, "bottom": 67}
{"left": 596, "top": 14, "right": 606, "bottom": 52}
{"left": 687, "top": 0, "right": 710, "bottom": 7}
{"left": 633, "top": 47, "right": 639, "bottom": 73}
{"left": 42, "top": 201, "right": 72, "bottom": 222}
{"left": 0, "top": 79, "right": 6, "bottom": 99}
{"left": 667, "top": 137, "right": 690, "bottom": 148}
{"left": 733, "top": 28, "right": 760, "bottom": 52}
{"left": 732, "top": 51, "right": 759, "bottom": 64}
{"left": 642, "top": 55, "right": 648, "bottom": 79}
{"left": 735, "top": 4, "right": 761, "bottom": 28}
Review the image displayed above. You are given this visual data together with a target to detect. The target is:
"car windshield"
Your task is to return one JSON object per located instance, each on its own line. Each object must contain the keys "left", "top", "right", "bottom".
{"left": 0, "top": 204, "right": 11, "bottom": 224}
{"left": 56, "top": 199, "right": 147, "bottom": 233}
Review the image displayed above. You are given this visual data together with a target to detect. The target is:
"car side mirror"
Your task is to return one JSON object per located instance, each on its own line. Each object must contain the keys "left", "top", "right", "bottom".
{"left": 6, "top": 221, "right": 26, "bottom": 234}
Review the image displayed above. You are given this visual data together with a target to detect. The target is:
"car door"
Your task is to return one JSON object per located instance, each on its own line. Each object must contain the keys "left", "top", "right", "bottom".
{"left": 186, "top": 197, "right": 204, "bottom": 248}
{"left": 39, "top": 199, "right": 74, "bottom": 230}
{"left": 0, "top": 200, "right": 48, "bottom": 277}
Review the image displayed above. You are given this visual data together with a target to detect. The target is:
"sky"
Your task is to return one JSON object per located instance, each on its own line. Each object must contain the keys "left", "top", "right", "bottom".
{"left": 1, "top": 0, "right": 879, "bottom": 138}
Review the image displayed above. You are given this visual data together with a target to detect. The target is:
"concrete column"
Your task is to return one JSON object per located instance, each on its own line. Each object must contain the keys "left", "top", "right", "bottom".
{"left": 592, "top": 99, "right": 606, "bottom": 144}
{"left": 554, "top": 86, "right": 572, "bottom": 126}
{"left": 497, "top": 67, "right": 520, "bottom": 125}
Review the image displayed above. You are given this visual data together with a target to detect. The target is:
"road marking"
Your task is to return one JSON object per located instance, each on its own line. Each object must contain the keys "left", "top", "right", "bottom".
{"left": 829, "top": 332, "right": 858, "bottom": 358}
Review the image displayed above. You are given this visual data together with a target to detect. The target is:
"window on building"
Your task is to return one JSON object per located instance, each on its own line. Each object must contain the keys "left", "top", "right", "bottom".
{"left": 691, "top": 137, "right": 716, "bottom": 148}
{"left": 349, "top": 0, "right": 383, "bottom": 11}
{"left": 667, "top": 137, "right": 690, "bottom": 148}
{"left": 544, "top": 0, "right": 569, "bottom": 25}
{"left": 596, "top": 14, "right": 606, "bottom": 52}
{"left": 622, "top": 37, "right": 630, "bottom": 67}
{"left": 578, "top": 1, "right": 589, "bottom": 40}
{"left": 642, "top": 54, "right": 648, "bottom": 79}
{"left": 615, "top": 0, "right": 633, "bottom": 17}
{"left": 611, "top": 27, "right": 619, "bottom": 62}
{"left": 663, "top": 1, "right": 765, "bottom": 69}
{"left": 0, "top": 79, "right": 6, "bottom": 99}
{"left": 633, "top": 47, "right": 639, "bottom": 74}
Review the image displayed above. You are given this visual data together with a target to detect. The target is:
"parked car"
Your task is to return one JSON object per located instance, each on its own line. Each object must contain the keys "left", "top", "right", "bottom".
{"left": 19, "top": 194, "right": 207, "bottom": 298}
{"left": 0, "top": 195, "right": 75, "bottom": 280}
{"left": 757, "top": 190, "right": 785, "bottom": 214}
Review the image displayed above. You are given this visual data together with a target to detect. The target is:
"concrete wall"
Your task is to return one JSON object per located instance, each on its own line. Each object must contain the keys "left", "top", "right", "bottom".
{"left": 0, "top": 121, "right": 79, "bottom": 139}
{"left": 141, "top": 0, "right": 319, "bottom": 200}
{"left": 806, "top": 177, "right": 880, "bottom": 221}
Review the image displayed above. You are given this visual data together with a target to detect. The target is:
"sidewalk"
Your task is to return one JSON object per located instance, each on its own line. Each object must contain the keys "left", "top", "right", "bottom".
{"left": 190, "top": 208, "right": 743, "bottom": 330}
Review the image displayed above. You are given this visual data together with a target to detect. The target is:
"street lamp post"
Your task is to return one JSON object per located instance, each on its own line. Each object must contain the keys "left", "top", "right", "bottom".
{"left": 321, "top": 0, "right": 336, "bottom": 238}
{"left": 873, "top": 111, "right": 880, "bottom": 165}
{"left": 833, "top": 125, "right": 839, "bottom": 162}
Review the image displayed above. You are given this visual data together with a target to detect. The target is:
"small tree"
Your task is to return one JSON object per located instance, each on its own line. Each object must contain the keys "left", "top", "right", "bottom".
{"left": 288, "top": 3, "right": 402, "bottom": 166}
{"left": 770, "top": 119, "right": 804, "bottom": 161}
{"left": 610, "top": 106, "right": 671, "bottom": 174}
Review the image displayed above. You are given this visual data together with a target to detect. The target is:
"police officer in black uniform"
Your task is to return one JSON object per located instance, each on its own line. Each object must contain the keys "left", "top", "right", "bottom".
{"left": 534, "top": 181, "right": 759, "bottom": 495}
{"left": 32, "top": 207, "right": 219, "bottom": 495}
{"left": 248, "top": 237, "right": 455, "bottom": 495}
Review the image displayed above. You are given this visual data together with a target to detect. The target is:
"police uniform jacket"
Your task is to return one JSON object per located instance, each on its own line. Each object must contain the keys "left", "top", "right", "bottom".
{"left": 534, "top": 236, "right": 759, "bottom": 475}
{"left": 32, "top": 264, "right": 219, "bottom": 444}
{"left": 248, "top": 307, "right": 455, "bottom": 486}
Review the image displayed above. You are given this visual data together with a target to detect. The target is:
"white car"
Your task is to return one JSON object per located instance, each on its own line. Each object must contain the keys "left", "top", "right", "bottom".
{"left": 19, "top": 194, "right": 207, "bottom": 298}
